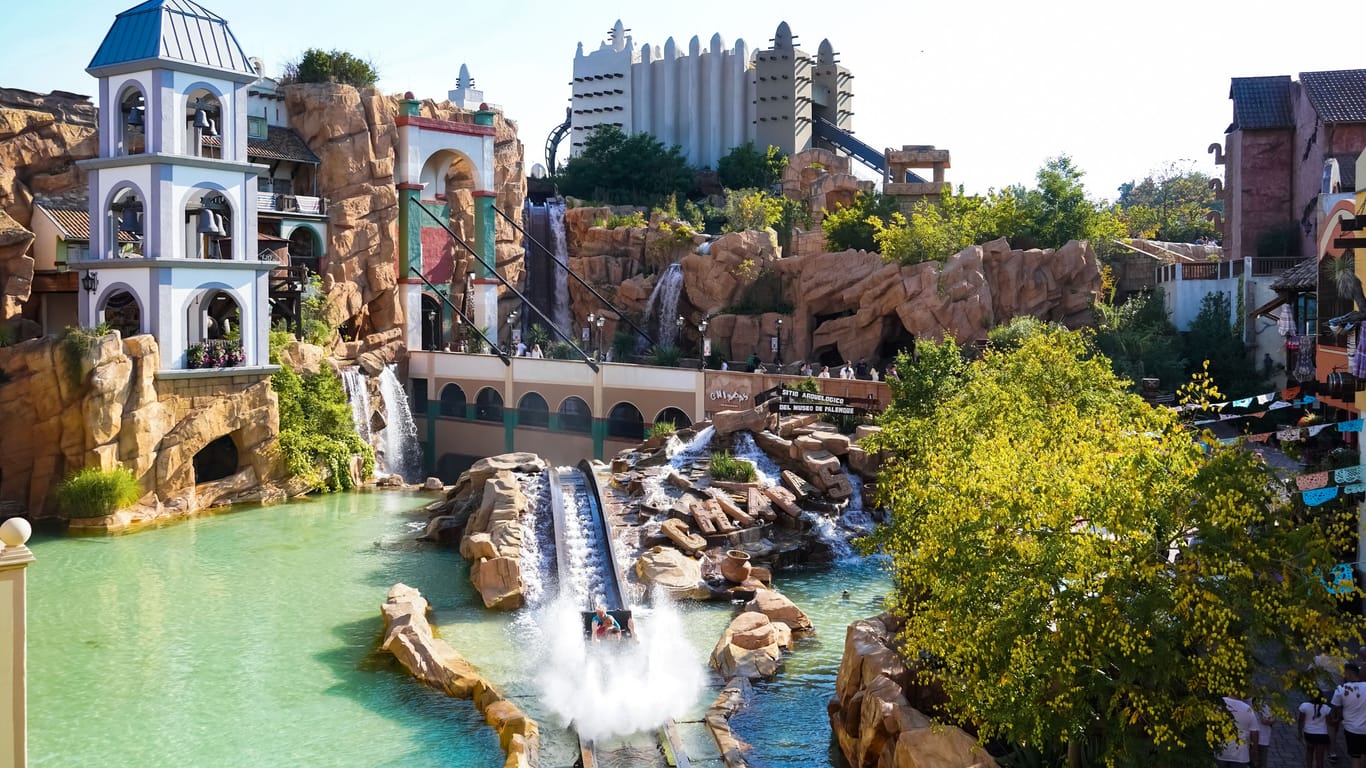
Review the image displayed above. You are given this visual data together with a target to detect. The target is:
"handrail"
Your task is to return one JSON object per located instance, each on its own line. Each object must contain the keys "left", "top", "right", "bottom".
{"left": 406, "top": 265, "right": 510, "bottom": 365}
{"left": 495, "top": 203, "right": 658, "bottom": 348}
{"left": 410, "top": 198, "right": 599, "bottom": 372}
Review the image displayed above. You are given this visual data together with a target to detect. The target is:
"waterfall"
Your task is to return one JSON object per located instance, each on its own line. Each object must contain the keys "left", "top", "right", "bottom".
{"left": 377, "top": 365, "right": 421, "bottom": 483}
{"left": 557, "top": 467, "right": 610, "bottom": 609}
{"left": 730, "top": 431, "right": 783, "bottom": 487}
{"left": 549, "top": 201, "right": 571, "bottom": 336}
{"left": 339, "top": 367, "right": 371, "bottom": 444}
{"left": 641, "top": 263, "right": 684, "bottom": 350}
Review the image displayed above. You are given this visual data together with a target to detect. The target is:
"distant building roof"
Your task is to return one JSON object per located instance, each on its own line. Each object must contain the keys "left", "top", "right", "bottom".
{"left": 1229, "top": 76, "right": 1294, "bottom": 131}
{"left": 202, "top": 126, "right": 319, "bottom": 164}
{"left": 1271, "top": 258, "right": 1318, "bottom": 292}
{"left": 38, "top": 205, "right": 137, "bottom": 243}
{"left": 88, "top": 0, "right": 256, "bottom": 78}
{"left": 1300, "top": 69, "right": 1366, "bottom": 124}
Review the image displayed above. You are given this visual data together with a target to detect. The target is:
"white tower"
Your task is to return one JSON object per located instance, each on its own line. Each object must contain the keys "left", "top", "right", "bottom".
{"left": 77, "top": 0, "right": 273, "bottom": 373}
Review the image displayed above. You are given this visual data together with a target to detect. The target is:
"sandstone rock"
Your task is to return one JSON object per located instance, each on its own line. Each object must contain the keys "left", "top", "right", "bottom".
{"left": 713, "top": 405, "right": 768, "bottom": 437}
{"left": 422, "top": 476, "right": 444, "bottom": 491}
{"left": 746, "top": 589, "right": 814, "bottom": 634}
{"left": 634, "top": 545, "right": 711, "bottom": 600}
{"left": 470, "top": 555, "right": 523, "bottom": 610}
{"left": 276, "top": 341, "right": 325, "bottom": 376}
{"left": 710, "top": 611, "right": 783, "bottom": 679}
{"left": 818, "top": 433, "right": 851, "bottom": 456}
{"left": 661, "top": 517, "right": 706, "bottom": 555}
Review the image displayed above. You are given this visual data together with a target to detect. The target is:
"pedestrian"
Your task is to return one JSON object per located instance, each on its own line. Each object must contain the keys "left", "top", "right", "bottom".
{"left": 720, "top": 360, "right": 728, "bottom": 371}
{"left": 1219, "top": 696, "right": 1260, "bottom": 768}
{"left": 1332, "top": 662, "right": 1366, "bottom": 768}
{"left": 818, "top": 366, "right": 831, "bottom": 379}
{"left": 870, "top": 368, "right": 880, "bottom": 382}
{"left": 800, "top": 362, "right": 813, "bottom": 377}
{"left": 886, "top": 363, "right": 899, "bottom": 380}
{"left": 515, "top": 340, "right": 528, "bottom": 357}
{"left": 530, "top": 344, "right": 543, "bottom": 358}
{"left": 1300, "top": 690, "right": 1333, "bottom": 768}
{"left": 1252, "top": 702, "right": 1273, "bottom": 768}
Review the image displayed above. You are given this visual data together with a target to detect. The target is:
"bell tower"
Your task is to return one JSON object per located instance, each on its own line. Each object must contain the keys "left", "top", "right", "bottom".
{"left": 76, "top": 0, "right": 274, "bottom": 372}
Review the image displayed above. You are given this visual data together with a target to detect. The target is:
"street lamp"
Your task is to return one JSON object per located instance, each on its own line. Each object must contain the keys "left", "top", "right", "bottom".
{"left": 81, "top": 270, "right": 99, "bottom": 294}
{"left": 775, "top": 317, "right": 783, "bottom": 366}
{"left": 698, "top": 319, "right": 708, "bottom": 370}
{"left": 595, "top": 314, "right": 605, "bottom": 360}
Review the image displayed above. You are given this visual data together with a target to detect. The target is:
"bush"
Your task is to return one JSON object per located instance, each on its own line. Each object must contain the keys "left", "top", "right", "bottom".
{"left": 717, "top": 143, "right": 787, "bottom": 190}
{"left": 822, "top": 192, "right": 901, "bottom": 253}
{"left": 709, "top": 451, "right": 757, "bottom": 483}
{"left": 647, "top": 421, "right": 676, "bottom": 439}
{"left": 282, "top": 49, "right": 378, "bottom": 89}
{"left": 556, "top": 126, "right": 695, "bottom": 205}
{"left": 547, "top": 341, "right": 583, "bottom": 360}
{"left": 55, "top": 467, "right": 142, "bottom": 518}
{"left": 59, "top": 323, "right": 112, "bottom": 385}
{"left": 604, "top": 211, "right": 647, "bottom": 229}
{"left": 272, "top": 361, "right": 374, "bottom": 492}
{"left": 612, "top": 329, "right": 639, "bottom": 361}
{"left": 645, "top": 344, "right": 681, "bottom": 367}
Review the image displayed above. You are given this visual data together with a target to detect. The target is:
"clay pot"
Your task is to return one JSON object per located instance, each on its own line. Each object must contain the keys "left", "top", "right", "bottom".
{"left": 720, "top": 549, "right": 752, "bottom": 584}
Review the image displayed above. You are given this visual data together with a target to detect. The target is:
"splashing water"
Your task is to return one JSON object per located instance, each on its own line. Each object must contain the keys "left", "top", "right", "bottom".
{"left": 377, "top": 365, "right": 421, "bottom": 482}
{"left": 731, "top": 431, "right": 783, "bottom": 487}
{"left": 842, "top": 473, "right": 875, "bottom": 535}
{"left": 339, "top": 367, "right": 372, "bottom": 444}
{"left": 518, "top": 472, "right": 554, "bottom": 607}
{"left": 641, "top": 263, "right": 684, "bottom": 350}
{"left": 549, "top": 202, "right": 571, "bottom": 336}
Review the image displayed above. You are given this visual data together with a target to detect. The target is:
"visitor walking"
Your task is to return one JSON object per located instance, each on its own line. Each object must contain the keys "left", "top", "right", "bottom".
{"left": 839, "top": 362, "right": 853, "bottom": 380}
{"left": 747, "top": 352, "right": 760, "bottom": 373}
{"left": 1252, "top": 703, "right": 1272, "bottom": 768}
{"left": 1219, "top": 696, "right": 1260, "bottom": 768}
{"left": 886, "top": 363, "right": 899, "bottom": 380}
{"left": 800, "top": 362, "right": 812, "bottom": 377}
{"left": 515, "top": 340, "right": 528, "bottom": 357}
{"left": 1300, "top": 690, "right": 1333, "bottom": 768}
{"left": 1333, "top": 662, "right": 1366, "bottom": 767}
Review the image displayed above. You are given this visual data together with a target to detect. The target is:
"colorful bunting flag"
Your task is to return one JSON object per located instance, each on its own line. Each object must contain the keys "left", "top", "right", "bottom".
{"left": 1246, "top": 433, "right": 1273, "bottom": 443}
{"left": 1335, "top": 466, "right": 1363, "bottom": 485}
{"left": 1303, "top": 486, "right": 1341, "bottom": 506}
{"left": 1278, "top": 427, "right": 1306, "bottom": 441}
{"left": 1345, "top": 483, "right": 1366, "bottom": 495}
{"left": 1297, "top": 471, "right": 1331, "bottom": 491}
{"left": 1338, "top": 419, "right": 1364, "bottom": 433}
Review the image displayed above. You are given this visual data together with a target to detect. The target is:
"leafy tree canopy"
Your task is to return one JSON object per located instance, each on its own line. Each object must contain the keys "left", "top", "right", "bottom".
{"left": 283, "top": 49, "right": 378, "bottom": 89}
{"left": 1007, "top": 155, "right": 1126, "bottom": 251}
{"left": 1093, "top": 290, "right": 1186, "bottom": 391}
{"left": 556, "top": 126, "right": 694, "bottom": 206}
{"left": 867, "top": 328, "right": 1362, "bottom": 766}
{"left": 717, "top": 143, "right": 787, "bottom": 190}
{"left": 1115, "top": 163, "right": 1222, "bottom": 244}
{"left": 821, "top": 191, "right": 901, "bottom": 252}
{"left": 1182, "top": 290, "right": 1264, "bottom": 396}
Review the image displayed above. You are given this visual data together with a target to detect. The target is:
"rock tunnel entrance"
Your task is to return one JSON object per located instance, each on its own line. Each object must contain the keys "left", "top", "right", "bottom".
{"left": 193, "top": 434, "right": 239, "bottom": 485}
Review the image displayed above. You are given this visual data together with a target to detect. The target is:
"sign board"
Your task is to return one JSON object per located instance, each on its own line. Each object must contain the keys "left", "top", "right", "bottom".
{"left": 703, "top": 338, "right": 712, "bottom": 358}
{"left": 771, "top": 336, "right": 779, "bottom": 353}
{"left": 512, "top": 329, "right": 522, "bottom": 345}
{"left": 581, "top": 326, "right": 590, "bottom": 343}
{"left": 773, "top": 387, "right": 862, "bottom": 416}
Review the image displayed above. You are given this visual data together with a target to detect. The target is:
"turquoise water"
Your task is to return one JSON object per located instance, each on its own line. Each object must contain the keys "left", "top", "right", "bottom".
{"left": 23, "top": 490, "right": 891, "bottom": 768}
{"left": 25, "top": 492, "right": 503, "bottom": 768}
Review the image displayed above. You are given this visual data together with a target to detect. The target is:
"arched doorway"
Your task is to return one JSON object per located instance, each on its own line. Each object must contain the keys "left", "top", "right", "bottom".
{"left": 607, "top": 402, "right": 644, "bottom": 440}
{"left": 288, "top": 226, "right": 321, "bottom": 275}
{"left": 107, "top": 185, "right": 145, "bottom": 258}
{"left": 653, "top": 407, "right": 692, "bottom": 429}
{"left": 518, "top": 392, "right": 549, "bottom": 429}
{"left": 100, "top": 289, "right": 142, "bottom": 339}
{"left": 439, "top": 383, "right": 466, "bottom": 417}
{"left": 559, "top": 397, "right": 592, "bottom": 434}
{"left": 475, "top": 387, "right": 503, "bottom": 422}
{"left": 193, "top": 434, "right": 238, "bottom": 484}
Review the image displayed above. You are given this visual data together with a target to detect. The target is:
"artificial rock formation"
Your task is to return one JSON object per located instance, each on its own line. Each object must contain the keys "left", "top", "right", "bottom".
{"left": 381, "top": 583, "right": 538, "bottom": 768}
{"left": 634, "top": 544, "right": 711, "bottom": 600}
{"left": 0, "top": 332, "right": 285, "bottom": 525}
{"left": 437, "top": 452, "right": 546, "bottom": 609}
{"left": 710, "top": 610, "right": 790, "bottom": 680}
{"left": 829, "top": 614, "right": 996, "bottom": 768}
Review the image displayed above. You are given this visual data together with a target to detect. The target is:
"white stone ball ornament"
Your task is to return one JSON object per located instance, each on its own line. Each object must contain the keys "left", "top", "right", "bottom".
{"left": 0, "top": 517, "right": 33, "bottom": 547}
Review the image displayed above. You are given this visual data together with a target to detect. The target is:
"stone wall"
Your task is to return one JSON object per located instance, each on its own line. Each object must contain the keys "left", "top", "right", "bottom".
{"left": 0, "top": 332, "right": 284, "bottom": 524}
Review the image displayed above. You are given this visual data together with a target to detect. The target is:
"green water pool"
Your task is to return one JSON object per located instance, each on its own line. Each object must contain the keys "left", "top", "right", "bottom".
{"left": 23, "top": 491, "right": 890, "bottom": 767}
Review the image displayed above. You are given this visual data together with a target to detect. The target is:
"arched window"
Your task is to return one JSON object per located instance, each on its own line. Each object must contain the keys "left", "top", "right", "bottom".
{"left": 107, "top": 186, "right": 145, "bottom": 259}
{"left": 653, "top": 407, "right": 692, "bottom": 429}
{"left": 439, "top": 384, "right": 466, "bottom": 418}
{"left": 184, "top": 87, "right": 223, "bottom": 159}
{"left": 116, "top": 84, "right": 147, "bottom": 156}
{"left": 99, "top": 289, "right": 142, "bottom": 339}
{"left": 475, "top": 387, "right": 503, "bottom": 422}
{"left": 518, "top": 392, "right": 549, "bottom": 429}
{"left": 558, "top": 397, "right": 592, "bottom": 434}
{"left": 288, "top": 227, "right": 321, "bottom": 275}
{"left": 607, "top": 402, "right": 644, "bottom": 440}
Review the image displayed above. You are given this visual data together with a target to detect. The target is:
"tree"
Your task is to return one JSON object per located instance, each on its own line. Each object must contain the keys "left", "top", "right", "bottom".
{"left": 867, "top": 328, "right": 1362, "bottom": 766}
{"left": 821, "top": 191, "right": 901, "bottom": 252}
{"left": 1009, "top": 155, "right": 1126, "bottom": 251}
{"left": 283, "top": 49, "right": 378, "bottom": 89}
{"left": 1093, "top": 290, "right": 1185, "bottom": 391}
{"left": 717, "top": 143, "right": 787, "bottom": 190}
{"left": 1115, "top": 163, "right": 1221, "bottom": 244}
{"left": 556, "top": 126, "right": 694, "bottom": 205}
{"left": 872, "top": 186, "right": 1026, "bottom": 264}
{"left": 1182, "top": 290, "right": 1263, "bottom": 395}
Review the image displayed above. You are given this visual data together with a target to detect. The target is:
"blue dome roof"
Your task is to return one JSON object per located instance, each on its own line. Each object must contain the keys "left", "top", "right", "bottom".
{"left": 88, "top": 0, "right": 255, "bottom": 78}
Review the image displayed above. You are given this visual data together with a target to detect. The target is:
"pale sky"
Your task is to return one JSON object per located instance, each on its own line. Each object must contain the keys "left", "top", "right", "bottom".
{"left": 2, "top": 0, "right": 1358, "bottom": 200}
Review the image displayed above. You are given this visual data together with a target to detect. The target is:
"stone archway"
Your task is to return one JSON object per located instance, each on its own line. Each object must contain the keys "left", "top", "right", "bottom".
{"left": 193, "top": 434, "right": 239, "bottom": 484}
{"left": 153, "top": 382, "right": 277, "bottom": 498}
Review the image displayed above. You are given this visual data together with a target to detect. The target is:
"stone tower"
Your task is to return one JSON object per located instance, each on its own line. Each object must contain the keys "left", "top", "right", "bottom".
{"left": 812, "top": 39, "right": 854, "bottom": 133}
{"left": 753, "top": 21, "right": 813, "bottom": 157}
{"left": 78, "top": 0, "right": 273, "bottom": 373}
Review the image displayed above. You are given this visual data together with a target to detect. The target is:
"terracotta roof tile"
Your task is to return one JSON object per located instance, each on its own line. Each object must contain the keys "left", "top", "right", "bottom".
{"left": 202, "top": 125, "right": 319, "bottom": 164}
{"left": 1300, "top": 69, "right": 1366, "bottom": 123}
{"left": 39, "top": 205, "right": 137, "bottom": 243}
{"left": 1229, "top": 76, "right": 1294, "bottom": 131}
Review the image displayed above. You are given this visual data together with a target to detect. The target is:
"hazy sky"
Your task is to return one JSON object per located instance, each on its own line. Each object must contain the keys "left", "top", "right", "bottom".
{"left": 3, "top": 0, "right": 1358, "bottom": 200}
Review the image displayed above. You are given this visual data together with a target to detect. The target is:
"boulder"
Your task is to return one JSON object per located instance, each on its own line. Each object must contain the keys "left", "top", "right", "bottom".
{"left": 634, "top": 545, "right": 712, "bottom": 600}
{"left": 661, "top": 517, "right": 707, "bottom": 555}
{"left": 710, "top": 611, "right": 783, "bottom": 679}
{"left": 712, "top": 405, "right": 768, "bottom": 437}
{"left": 276, "top": 341, "right": 325, "bottom": 376}
{"left": 470, "top": 555, "right": 523, "bottom": 610}
{"left": 380, "top": 583, "right": 484, "bottom": 698}
{"left": 745, "top": 589, "right": 814, "bottom": 634}
{"left": 422, "top": 476, "right": 445, "bottom": 491}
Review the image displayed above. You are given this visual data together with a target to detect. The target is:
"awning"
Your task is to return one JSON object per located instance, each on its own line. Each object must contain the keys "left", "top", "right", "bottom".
{"left": 1249, "top": 292, "right": 1291, "bottom": 321}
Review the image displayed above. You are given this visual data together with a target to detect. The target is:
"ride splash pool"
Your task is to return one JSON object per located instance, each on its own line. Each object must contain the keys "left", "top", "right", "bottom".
{"left": 24, "top": 491, "right": 890, "bottom": 767}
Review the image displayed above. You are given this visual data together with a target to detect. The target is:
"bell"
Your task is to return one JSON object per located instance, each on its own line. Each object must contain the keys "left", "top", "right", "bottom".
{"left": 213, "top": 212, "right": 228, "bottom": 238}
{"left": 192, "top": 109, "right": 211, "bottom": 130}
{"left": 205, "top": 118, "right": 218, "bottom": 138}
{"left": 126, "top": 107, "right": 143, "bottom": 127}
{"left": 118, "top": 207, "right": 141, "bottom": 235}
{"left": 196, "top": 208, "right": 217, "bottom": 235}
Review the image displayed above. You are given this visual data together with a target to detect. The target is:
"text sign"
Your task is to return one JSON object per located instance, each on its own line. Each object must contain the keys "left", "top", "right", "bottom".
{"left": 779, "top": 388, "right": 847, "bottom": 406}
{"left": 776, "top": 402, "right": 857, "bottom": 415}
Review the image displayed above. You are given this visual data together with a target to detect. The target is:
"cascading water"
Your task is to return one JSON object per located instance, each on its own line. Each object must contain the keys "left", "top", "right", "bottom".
{"left": 557, "top": 469, "right": 611, "bottom": 609}
{"left": 640, "top": 263, "right": 684, "bottom": 350}
{"left": 730, "top": 431, "right": 783, "bottom": 487}
{"left": 339, "top": 367, "right": 372, "bottom": 444}
{"left": 376, "top": 365, "right": 421, "bottom": 483}
{"left": 548, "top": 201, "right": 571, "bottom": 336}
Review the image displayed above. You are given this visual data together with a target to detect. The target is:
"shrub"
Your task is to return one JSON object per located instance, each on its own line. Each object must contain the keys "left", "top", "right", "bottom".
{"left": 645, "top": 344, "right": 681, "bottom": 367}
{"left": 605, "top": 211, "right": 648, "bottom": 229}
{"left": 821, "top": 191, "right": 900, "bottom": 253}
{"left": 612, "top": 329, "right": 638, "bottom": 361}
{"left": 282, "top": 49, "right": 378, "bottom": 89}
{"left": 647, "top": 421, "right": 677, "bottom": 439}
{"left": 58, "top": 324, "right": 112, "bottom": 385}
{"left": 709, "top": 451, "right": 757, "bottom": 483}
{"left": 528, "top": 324, "right": 552, "bottom": 349}
{"left": 547, "top": 341, "right": 582, "bottom": 360}
{"left": 272, "top": 360, "right": 374, "bottom": 492}
{"left": 717, "top": 143, "right": 787, "bottom": 190}
{"left": 56, "top": 467, "right": 142, "bottom": 518}
{"left": 556, "top": 125, "right": 694, "bottom": 205}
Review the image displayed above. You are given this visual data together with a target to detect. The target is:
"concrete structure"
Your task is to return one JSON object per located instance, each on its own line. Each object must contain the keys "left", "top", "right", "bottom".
{"left": 0, "top": 519, "right": 33, "bottom": 768}
{"left": 569, "top": 21, "right": 862, "bottom": 171}
{"left": 447, "top": 64, "right": 485, "bottom": 111}
{"left": 73, "top": 0, "right": 276, "bottom": 373}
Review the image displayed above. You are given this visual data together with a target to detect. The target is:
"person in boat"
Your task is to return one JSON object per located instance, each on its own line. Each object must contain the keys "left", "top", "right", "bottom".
{"left": 591, "top": 605, "right": 622, "bottom": 641}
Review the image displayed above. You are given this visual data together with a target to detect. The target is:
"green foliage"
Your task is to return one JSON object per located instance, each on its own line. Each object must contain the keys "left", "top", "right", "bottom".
{"left": 873, "top": 186, "right": 1024, "bottom": 264}
{"left": 821, "top": 191, "right": 901, "bottom": 253}
{"left": 881, "top": 337, "right": 968, "bottom": 420}
{"left": 268, "top": 328, "right": 294, "bottom": 364}
{"left": 301, "top": 274, "right": 335, "bottom": 346}
{"left": 528, "top": 324, "right": 552, "bottom": 349}
{"left": 604, "top": 211, "right": 648, "bottom": 229}
{"left": 794, "top": 376, "right": 821, "bottom": 395}
{"left": 611, "top": 329, "right": 638, "bottom": 361}
{"left": 1093, "top": 291, "right": 1185, "bottom": 390}
{"left": 717, "top": 143, "right": 787, "bottom": 189}
{"left": 708, "top": 451, "right": 757, "bottom": 483}
{"left": 58, "top": 323, "right": 111, "bottom": 385}
{"left": 1007, "top": 155, "right": 1127, "bottom": 251}
{"left": 647, "top": 219, "right": 699, "bottom": 257}
{"left": 55, "top": 466, "right": 142, "bottom": 518}
{"left": 556, "top": 126, "right": 694, "bottom": 205}
{"left": 647, "top": 421, "right": 676, "bottom": 439}
{"left": 1182, "top": 290, "right": 1264, "bottom": 395}
{"left": 1115, "top": 162, "right": 1221, "bottom": 243}
{"left": 644, "top": 344, "right": 681, "bottom": 367}
{"left": 283, "top": 49, "right": 378, "bottom": 89}
{"left": 272, "top": 362, "right": 374, "bottom": 493}
{"left": 986, "top": 315, "right": 1064, "bottom": 352}
{"left": 546, "top": 341, "right": 582, "bottom": 360}
{"left": 867, "top": 328, "right": 1364, "bottom": 765}
{"left": 0, "top": 323, "right": 14, "bottom": 348}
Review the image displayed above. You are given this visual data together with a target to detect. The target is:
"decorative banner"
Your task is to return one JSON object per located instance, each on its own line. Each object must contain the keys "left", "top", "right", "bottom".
{"left": 1335, "top": 466, "right": 1364, "bottom": 485}
{"left": 1346, "top": 483, "right": 1366, "bottom": 495}
{"left": 1232, "top": 397, "right": 1253, "bottom": 408}
{"left": 1278, "top": 427, "right": 1306, "bottom": 442}
{"left": 1310, "top": 424, "right": 1334, "bottom": 437}
{"left": 1269, "top": 401, "right": 1293, "bottom": 411}
{"left": 1297, "top": 471, "right": 1331, "bottom": 491}
{"left": 1338, "top": 419, "right": 1364, "bottom": 433}
{"left": 1246, "top": 433, "right": 1273, "bottom": 443}
{"left": 1283, "top": 386, "right": 1302, "bottom": 400}
{"left": 1257, "top": 393, "right": 1276, "bottom": 405}
{"left": 1303, "top": 486, "right": 1341, "bottom": 506}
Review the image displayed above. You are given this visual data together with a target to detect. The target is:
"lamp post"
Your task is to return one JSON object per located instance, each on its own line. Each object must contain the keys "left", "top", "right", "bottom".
{"left": 595, "top": 314, "right": 606, "bottom": 361}
{"left": 675, "top": 315, "right": 684, "bottom": 348}
{"left": 775, "top": 317, "right": 783, "bottom": 367}
{"left": 507, "top": 309, "right": 519, "bottom": 354}
{"left": 587, "top": 313, "right": 596, "bottom": 358}
{"left": 698, "top": 319, "right": 708, "bottom": 370}
{"left": 81, "top": 271, "right": 99, "bottom": 294}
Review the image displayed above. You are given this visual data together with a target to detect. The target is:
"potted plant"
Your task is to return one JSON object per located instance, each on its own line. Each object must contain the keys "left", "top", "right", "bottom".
{"left": 226, "top": 344, "right": 244, "bottom": 367}
{"left": 203, "top": 341, "right": 224, "bottom": 368}
{"left": 187, "top": 343, "right": 206, "bottom": 369}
